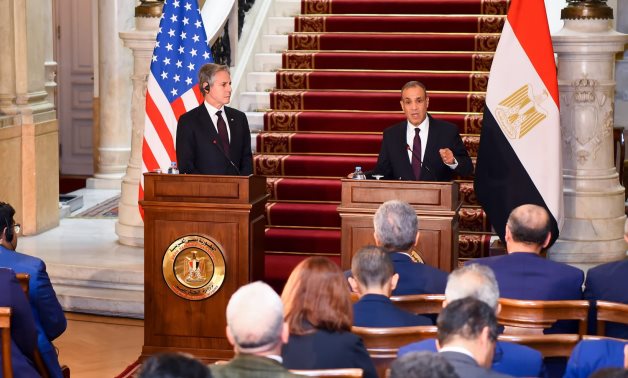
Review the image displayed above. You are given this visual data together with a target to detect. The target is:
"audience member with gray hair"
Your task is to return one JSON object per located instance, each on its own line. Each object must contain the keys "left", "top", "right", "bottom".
{"left": 368, "top": 200, "right": 448, "bottom": 295}
{"left": 390, "top": 351, "right": 459, "bottom": 378}
{"left": 349, "top": 245, "right": 432, "bottom": 327}
{"left": 138, "top": 353, "right": 212, "bottom": 378}
{"left": 210, "top": 281, "right": 299, "bottom": 378}
{"left": 399, "top": 265, "right": 543, "bottom": 377}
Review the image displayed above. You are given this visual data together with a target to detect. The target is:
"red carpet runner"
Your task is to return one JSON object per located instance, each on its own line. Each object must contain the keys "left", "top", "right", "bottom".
{"left": 256, "top": 0, "right": 508, "bottom": 289}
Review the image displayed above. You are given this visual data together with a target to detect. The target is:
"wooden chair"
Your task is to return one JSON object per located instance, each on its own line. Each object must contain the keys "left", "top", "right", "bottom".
{"left": 595, "top": 300, "right": 628, "bottom": 336}
{"left": 352, "top": 325, "right": 437, "bottom": 378}
{"left": 0, "top": 307, "right": 12, "bottom": 378}
{"left": 497, "top": 298, "right": 589, "bottom": 335}
{"left": 390, "top": 294, "right": 446, "bottom": 316}
{"left": 498, "top": 334, "right": 581, "bottom": 358}
{"left": 15, "top": 274, "right": 29, "bottom": 296}
{"left": 291, "top": 368, "right": 363, "bottom": 377}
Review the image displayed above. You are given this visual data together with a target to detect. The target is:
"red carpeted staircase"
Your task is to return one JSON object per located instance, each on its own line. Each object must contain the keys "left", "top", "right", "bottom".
{"left": 255, "top": 0, "right": 507, "bottom": 289}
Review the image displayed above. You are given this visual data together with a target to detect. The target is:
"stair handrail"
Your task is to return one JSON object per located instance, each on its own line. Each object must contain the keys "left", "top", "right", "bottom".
{"left": 201, "top": 0, "right": 239, "bottom": 65}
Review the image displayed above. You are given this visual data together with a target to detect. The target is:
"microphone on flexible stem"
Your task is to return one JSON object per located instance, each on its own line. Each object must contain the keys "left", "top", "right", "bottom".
{"left": 213, "top": 139, "right": 241, "bottom": 175}
{"left": 406, "top": 144, "right": 433, "bottom": 179}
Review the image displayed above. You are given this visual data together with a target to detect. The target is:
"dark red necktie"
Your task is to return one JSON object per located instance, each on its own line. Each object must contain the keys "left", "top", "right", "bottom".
{"left": 215, "top": 110, "right": 230, "bottom": 156}
{"left": 412, "top": 127, "right": 422, "bottom": 180}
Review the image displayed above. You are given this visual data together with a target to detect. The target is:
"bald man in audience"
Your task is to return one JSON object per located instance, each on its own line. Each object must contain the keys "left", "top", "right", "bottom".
{"left": 370, "top": 200, "right": 448, "bottom": 295}
{"left": 349, "top": 245, "right": 432, "bottom": 327}
{"left": 210, "top": 281, "right": 299, "bottom": 378}
{"left": 436, "top": 298, "right": 512, "bottom": 378}
{"left": 466, "top": 204, "right": 584, "bottom": 333}
{"left": 398, "top": 264, "right": 543, "bottom": 377}
{"left": 583, "top": 218, "right": 628, "bottom": 338}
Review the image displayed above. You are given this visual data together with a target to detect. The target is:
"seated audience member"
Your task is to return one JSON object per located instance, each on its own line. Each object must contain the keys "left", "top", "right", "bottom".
{"left": 281, "top": 257, "right": 377, "bottom": 378}
{"left": 583, "top": 219, "right": 628, "bottom": 338}
{"left": 466, "top": 204, "right": 583, "bottom": 333}
{"left": 210, "top": 281, "right": 298, "bottom": 378}
{"left": 138, "top": 353, "right": 212, "bottom": 378}
{"left": 0, "top": 267, "right": 40, "bottom": 378}
{"left": 0, "top": 202, "right": 67, "bottom": 378}
{"left": 564, "top": 339, "right": 628, "bottom": 378}
{"left": 437, "top": 298, "right": 512, "bottom": 378}
{"left": 399, "top": 264, "right": 542, "bottom": 377}
{"left": 390, "top": 351, "right": 459, "bottom": 378}
{"left": 369, "top": 200, "right": 448, "bottom": 295}
{"left": 349, "top": 245, "right": 432, "bottom": 327}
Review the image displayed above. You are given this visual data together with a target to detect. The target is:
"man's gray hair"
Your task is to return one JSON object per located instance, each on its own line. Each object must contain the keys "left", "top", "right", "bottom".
{"left": 445, "top": 264, "right": 499, "bottom": 310}
{"left": 373, "top": 200, "right": 418, "bottom": 252}
{"left": 226, "top": 281, "right": 284, "bottom": 352}
{"left": 198, "top": 63, "right": 230, "bottom": 91}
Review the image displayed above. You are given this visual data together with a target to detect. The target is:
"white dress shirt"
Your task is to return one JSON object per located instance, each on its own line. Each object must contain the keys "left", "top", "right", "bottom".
{"left": 204, "top": 101, "right": 231, "bottom": 142}
{"left": 405, "top": 117, "right": 458, "bottom": 170}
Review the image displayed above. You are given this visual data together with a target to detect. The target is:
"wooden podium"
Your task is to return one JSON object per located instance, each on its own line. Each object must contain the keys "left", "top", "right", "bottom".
{"left": 337, "top": 179, "right": 460, "bottom": 272}
{"left": 140, "top": 173, "right": 268, "bottom": 361}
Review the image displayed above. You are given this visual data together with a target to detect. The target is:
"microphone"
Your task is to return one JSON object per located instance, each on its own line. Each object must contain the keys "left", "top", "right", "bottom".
{"left": 213, "top": 139, "right": 241, "bottom": 175}
{"left": 406, "top": 144, "right": 433, "bottom": 179}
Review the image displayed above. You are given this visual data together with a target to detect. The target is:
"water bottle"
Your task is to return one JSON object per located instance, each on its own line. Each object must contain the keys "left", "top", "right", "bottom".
{"left": 353, "top": 166, "right": 366, "bottom": 180}
{"left": 167, "top": 161, "right": 179, "bottom": 174}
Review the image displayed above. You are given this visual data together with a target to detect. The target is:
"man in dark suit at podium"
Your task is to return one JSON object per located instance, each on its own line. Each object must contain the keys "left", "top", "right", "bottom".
{"left": 370, "top": 81, "right": 473, "bottom": 181}
{"left": 176, "top": 63, "right": 253, "bottom": 175}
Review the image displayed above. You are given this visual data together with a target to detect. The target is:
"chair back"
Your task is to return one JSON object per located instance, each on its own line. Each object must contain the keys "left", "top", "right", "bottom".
{"left": 15, "top": 274, "right": 29, "bottom": 298}
{"left": 498, "top": 333, "right": 580, "bottom": 358}
{"left": 595, "top": 300, "right": 628, "bottom": 336}
{"left": 497, "top": 298, "right": 589, "bottom": 335}
{"left": 291, "top": 368, "right": 363, "bottom": 377}
{"left": 0, "top": 307, "right": 12, "bottom": 378}
{"left": 389, "top": 294, "right": 445, "bottom": 316}
{"left": 352, "top": 325, "right": 437, "bottom": 378}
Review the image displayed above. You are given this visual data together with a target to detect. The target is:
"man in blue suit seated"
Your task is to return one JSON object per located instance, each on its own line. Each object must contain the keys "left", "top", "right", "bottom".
{"left": 0, "top": 267, "right": 41, "bottom": 378}
{"left": 349, "top": 245, "right": 432, "bottom": 327}
{"left": 583, "top": 219, "right": 628, "bottom": 339}
{"left": 398, "top": 264, "right": 543, "bottom": 377}
{"left": 372, "top": 200, "right": 448, "bottom": 295}
{"left": 465, "top": 204, "right": 584, "bottom": 333}
{"left": 564, "top": 339, "right": 627, "bottom": 378}
{"left": 0, "top": 202, "right": 67, "bottom": 378}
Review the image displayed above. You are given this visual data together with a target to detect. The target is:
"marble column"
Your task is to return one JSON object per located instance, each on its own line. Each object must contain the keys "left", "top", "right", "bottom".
{"left": 615, "top": 1, "right": 628, "bottom": 129}
{"left": 551, "top": 2, "right": 628, "bottom": 270}
{"left": 116, "top": 3, "right": 162, "bottom": 246}
{"left": 87, "top": 0, "right": 135, "bottom": 189}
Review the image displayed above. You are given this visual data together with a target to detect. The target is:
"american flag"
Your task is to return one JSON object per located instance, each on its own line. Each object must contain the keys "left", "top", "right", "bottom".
{"left": 140, "top": 0, "right": 213, "bottom": 212}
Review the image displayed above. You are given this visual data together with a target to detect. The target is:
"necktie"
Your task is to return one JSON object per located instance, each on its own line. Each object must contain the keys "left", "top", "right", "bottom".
{"left": 215, "top": 110, "right": 230, "bottom": 156}
{"left": 412, "top": 127, "right": 422, "bottom": 180}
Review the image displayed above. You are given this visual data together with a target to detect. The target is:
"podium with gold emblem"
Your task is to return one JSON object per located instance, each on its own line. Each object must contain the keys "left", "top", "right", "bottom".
{"left": 140, "top": 173, "right": 268, "bottom": 361}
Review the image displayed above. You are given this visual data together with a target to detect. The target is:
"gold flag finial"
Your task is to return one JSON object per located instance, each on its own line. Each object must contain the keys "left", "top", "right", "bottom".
{"left": 136, "top": 0, "right": 164, "bottom": 18}
{"left": 561, "top": 0, "right": 613, "bottom": 20}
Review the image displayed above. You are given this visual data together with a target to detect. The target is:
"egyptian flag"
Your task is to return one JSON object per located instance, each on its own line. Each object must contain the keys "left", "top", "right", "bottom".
{"left": 474, "top": 0, "right": 562, "bottom": 246}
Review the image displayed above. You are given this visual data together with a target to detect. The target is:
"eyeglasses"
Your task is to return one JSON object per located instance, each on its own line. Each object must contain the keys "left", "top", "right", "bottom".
{"left": 12, "top": 224, "right": 20, "bottom": 234}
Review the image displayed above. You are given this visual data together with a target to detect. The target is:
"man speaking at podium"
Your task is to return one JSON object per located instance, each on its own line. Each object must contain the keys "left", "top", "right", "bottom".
{"left": 176, "top": 63, "right": 253, "bottom": 175}
{"left": 370, "top": 81, "right": 473, "bottom": 181}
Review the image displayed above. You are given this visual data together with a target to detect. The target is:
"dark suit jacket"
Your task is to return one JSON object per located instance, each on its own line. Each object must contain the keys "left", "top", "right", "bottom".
{"left": 584, "top": 259, "right": 628, "bottom": 338}
{"left": 210, "top": 354, "right": 300, "bottom": 378}
{"left": 175, "top": 104, "right": 253, "bottom": 175}
{"left": 467, "top": 252, "right": 584, "bottom": 334}
{"left": 440, "top": 351, "right": 513, "bottom": 378}
{"left": 371, "top": 115, "right": 473, "bottom": 181}
{"left": 390, "top": 253, "right": 448, "bottom": 296}
{"left": 563, "top": 339, "right": 626, "bottom": 378}
{"left": 399, "top": 338, "right": 543, "bottom": 377}
{"left": 0, "top": 268, "right": 40, "bottom": 378}
{"left": 282, "top": 329, "right": 377, "bottom": 378}
{"left": 353, "top": 294, "right": 433, "bottom": 327}
{"left": 0, "top": 246, "right": 67, "bottom": 378}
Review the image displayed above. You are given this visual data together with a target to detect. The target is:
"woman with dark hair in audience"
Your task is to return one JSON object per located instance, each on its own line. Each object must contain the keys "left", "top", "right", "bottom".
{"left": 280, "top": 256, "right": 377, "bottom": 378}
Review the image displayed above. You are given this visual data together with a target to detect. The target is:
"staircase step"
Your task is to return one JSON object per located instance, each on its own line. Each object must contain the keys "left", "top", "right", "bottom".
{"left": 300, "top": 0, "right": 509, "bottom": 15}
{"left": 288, "top": 32, "right": 500, "bottom": 52}
{"left": 267, "top": 202, "right": 341, "bottom": 227}
{"left": 282, "top": 51, "right": 494, "bottom": 71}
{"left": 254, "top": 53, "right": 283, "bottom": 72}
{"left": 247, "top": 72, "right": 276, "bottom": 92}
{"left": 274, "top": 0, "right": 302, "bottom": 17}
{"left": 263, "top": 111, "right": 483, "bottom": 134}
{"left": 294, "top": 15, "right": 505, "bottom": 33}
{"left": 240, "top": 92, "right": 270, "bottom": 112}
{"left": 265, "top": 253, "right": 342, "bottom": 292}
{"left": 267, "top": 177, "right": 342, "bottom": 201}
{"left": 269, "top": 90, "right": 485, "bottom": 112}
{"left": 262, "top": 34, "right": 290, "bottom": 53}
{"left": 258, "top": 132, "right": 382, "bottom": 154}
{"left": 267, "top": 17, "right": 295, "bottom": 35}
{"left": 266, "top": 227, "right": 341, "bottom": 253}
{"left": 255, "top": 154, "right": 377, "bottom": 177}
{"left": 276, "top": 70, "right": 489, "bottom": 91}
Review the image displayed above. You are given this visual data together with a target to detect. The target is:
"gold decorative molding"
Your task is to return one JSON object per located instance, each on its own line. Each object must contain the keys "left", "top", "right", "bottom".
{"left": 459, "top": 208, "right": 489, "bottom": 232}
{"left": 464, "top": 114, "right": 484, "bottom": 134}
{"left": 470, "top": 73, "right": 489, "bottom": 92}
{"left": 273, "top": 91, "right": 304, "bottom": 110}
{"left": 279, "top": 72, "right": 310, "bottom": 90}
{"left": 472, "top": 53, "right": 494, "bottom": 72}
{"left": 462, "top": 135, "right": 480, "bottom": 158}
{"left": 255, "top": 155, "right": 286, "bottom": 176}
{"left": 291, "top": 34, "right": 321, "bottom": 50}
{"left": 261, "top": 133, "right": 292, "bottom": 153}
{"left": 479, "top": 16, "right": 505, "bottom": 33}
{"left": 267, "top": 112, "right": 300, "bottom": 132}
{"left": 475, "top": 35, "right": 500, "bottom": 52}
{"left": 298, "top": 17, "right": 326, "bottom": 32}
{"left": 303, "top": 0, "right": 331, "bottom": 14}
{"left": 468, "top": 94, "right": 486, "bottom": 113}
{"left": 284, "top": 53, "right": 315, "bottom": 69}
{"left": 480, "top": 0, "right": 509, "bottom": 15}
{"left": 458, "top": 233, "right": 491, "bottom": 259}
{"left": 458, "top": 182, "right": 478, "bottom": 205}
